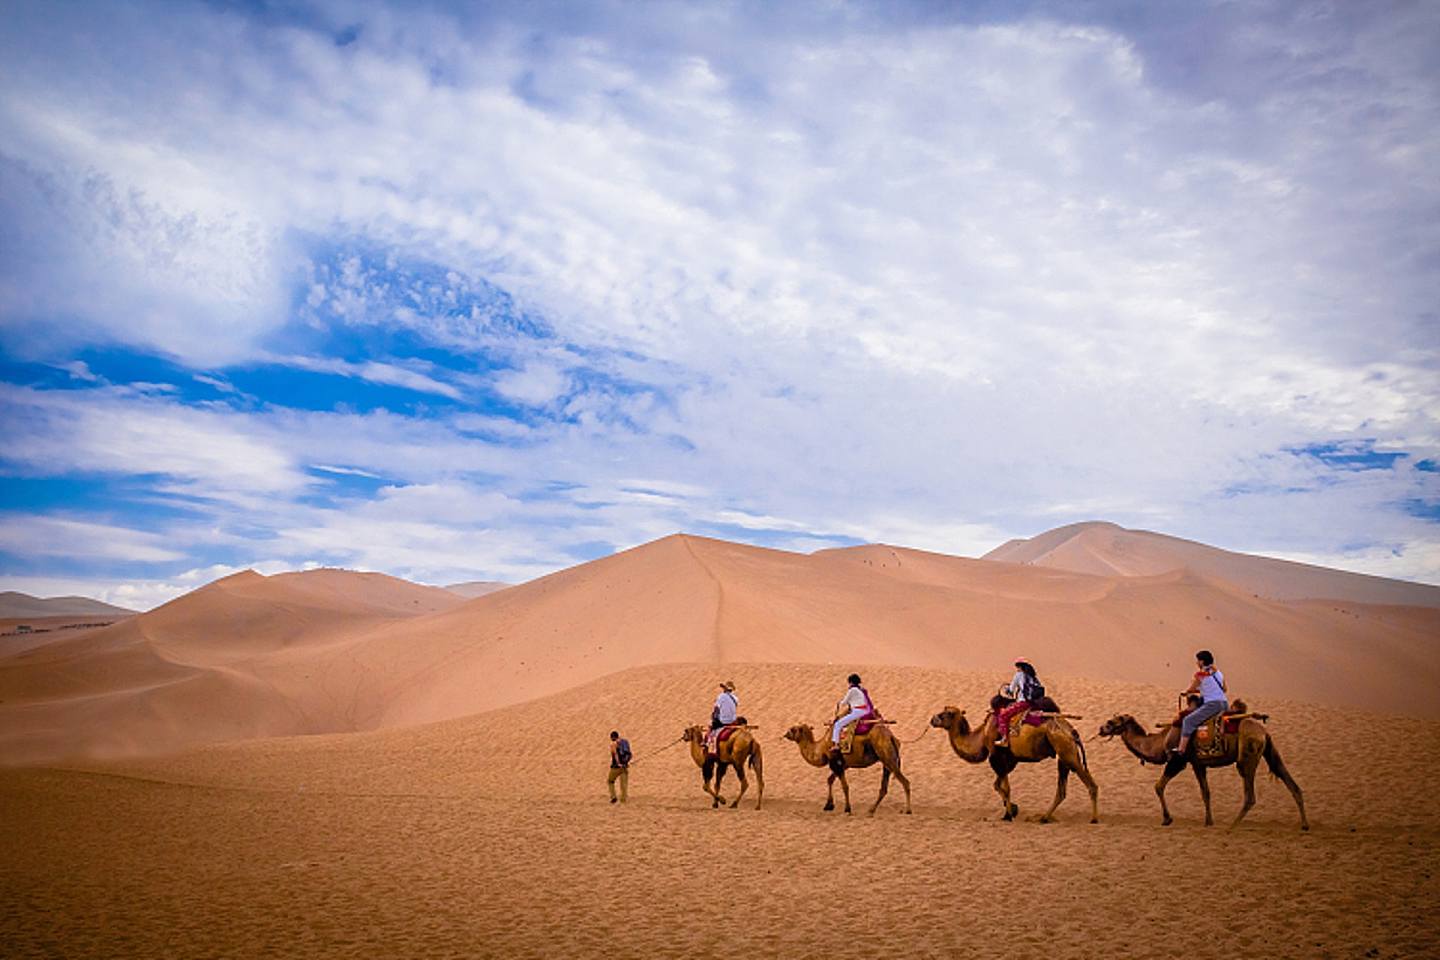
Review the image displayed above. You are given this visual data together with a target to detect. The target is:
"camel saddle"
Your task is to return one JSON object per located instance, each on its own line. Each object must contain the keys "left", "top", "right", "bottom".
{"left": 704, "top": 722, "right": 745, "bottom": 756}
{"left": 1192, "top": 715, "right": 1236, "bottom": 759}
{"left": 837, "top": 711, "right": 883, "bottom": 753}
{"left": 1179, "top": 702, "right": 1251, "bottom": 759}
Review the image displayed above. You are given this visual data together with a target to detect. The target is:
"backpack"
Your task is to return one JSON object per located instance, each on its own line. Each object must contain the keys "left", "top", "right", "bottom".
{"left": 615, "top": 739, "right": 632, "bottom": 766}
{"left": 1024, "top": 677, "right": 1045, "bottom": 703}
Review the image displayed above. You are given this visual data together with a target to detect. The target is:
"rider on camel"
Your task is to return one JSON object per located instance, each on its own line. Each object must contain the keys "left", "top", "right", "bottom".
{"left": 706, "top": 680, "right": 739, "bottom": 752}
{"left": 831, "top": 673, "right": 876, "bottom": 758}
{"left": 995, "top": 657, "right": 1042, "bottom": 748}
{"left": 1174, "top": 649, "right": 1227, "bottom": 757}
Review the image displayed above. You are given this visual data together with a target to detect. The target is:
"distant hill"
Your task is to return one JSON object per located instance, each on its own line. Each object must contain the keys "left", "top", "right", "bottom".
{"left": 444, "top": 581, "right": 510, "bottom": 599}
{"left": 0, "top": 592, "right": 136, "bottom": 620}
{"left": 983, "top": 521, "right": 1440, "bottom": 609}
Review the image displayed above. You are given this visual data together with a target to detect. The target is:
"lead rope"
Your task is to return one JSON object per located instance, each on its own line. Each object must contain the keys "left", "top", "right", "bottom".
{"left": 627, "top": 735, "right": 686, "bottom": 766}
{"left": 897, "top": 724, "right": 932, "bottom": 745}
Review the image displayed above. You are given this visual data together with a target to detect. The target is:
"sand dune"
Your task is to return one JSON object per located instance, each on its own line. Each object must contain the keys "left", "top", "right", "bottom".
{"left": 0, "top": 568, "right": 465, "bottom": 763}
{"left": 347, "top": 535, "right": 1440, "bottom": 728}
{"left": 2, "top": 532, "right": 1436, "bottom": 766}
{"left": 444, "top": 580, "right": 510, "bottom": 599}
{"left": 986, "top": 520, "right": 1440, "bottom": 607}
{"left": 0, "top": 590, "right": 135, "bottom": 619}
{"left": 4, "top": 662, "right": 1438, "bottom": 959}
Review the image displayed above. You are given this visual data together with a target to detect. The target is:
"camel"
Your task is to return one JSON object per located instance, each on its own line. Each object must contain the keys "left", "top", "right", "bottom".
{"left": 929, "top": 700, "right": 1099, "bottom": 823}
{"left": 1097, "top": 711, "right": 1308, "bottom": 830}
{"left": 681, "top": 725, "right": 764, "bottom": 810}
{"left": 783, "top": 723, "right": 912, "bottom": 815}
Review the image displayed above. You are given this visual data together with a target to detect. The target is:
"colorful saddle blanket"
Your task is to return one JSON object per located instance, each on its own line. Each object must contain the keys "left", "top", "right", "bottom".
{"left": 705, "top": 724, "right": 743, "bottom": 755}
{"left": 854, "top": 713, "right": 882, "bottom": 736}
{"left": 1192, "top": 714, "right": 1248, "bottom": 758}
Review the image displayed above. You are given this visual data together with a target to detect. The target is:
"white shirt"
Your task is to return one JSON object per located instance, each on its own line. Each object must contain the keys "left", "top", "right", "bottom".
{"left": 1198, "top": 668, "right": 1227, "bottom": 703}
{"left": 714, "top": 691, "right": 738, "bottom": 724}
{"left": 838, "top": 686, "right": 867, "bottom": 712}
{"left": 1006, "top": 670, "right": 1029, "bottom": 699}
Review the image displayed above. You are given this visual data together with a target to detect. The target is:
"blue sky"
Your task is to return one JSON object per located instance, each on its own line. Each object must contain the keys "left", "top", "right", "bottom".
{"left": 1, "top": 0, "right": 1437, "bottom": 609}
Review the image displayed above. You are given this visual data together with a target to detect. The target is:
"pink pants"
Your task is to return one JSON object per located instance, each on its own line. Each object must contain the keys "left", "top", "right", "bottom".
{"left": 997, "top": 701, "right": 1030, "bottom": 739}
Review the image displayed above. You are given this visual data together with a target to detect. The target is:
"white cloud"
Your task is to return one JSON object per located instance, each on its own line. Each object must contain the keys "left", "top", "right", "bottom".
{"left": 0, "top": 383, "right": 308, "bottom": 498}
{"left": 491, "top": 363, "right": 571, "bottom": 407}
{"left": 266, "top": 353, "right": 463, "bottom": 400}
{"left": 0, "top": 516, "right": 185, "bottom": 563}
{"left": 0, "top": 1, "right": 1435, "bottom": 594}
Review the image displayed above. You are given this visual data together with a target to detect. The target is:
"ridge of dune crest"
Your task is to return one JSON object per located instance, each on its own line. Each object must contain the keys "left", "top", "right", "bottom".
{"left": 984, "top": 520, "right": 1440, "bottom": 607}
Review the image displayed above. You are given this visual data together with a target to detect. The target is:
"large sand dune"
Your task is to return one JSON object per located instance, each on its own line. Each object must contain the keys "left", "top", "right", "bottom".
{"left": 986, "top": 520, "right": 1440, "bottom": 607}
{"left": 0, "top": 568, "right": 465, "bottom": 763}
{"left": 2, "top": 533, "right": 1437, "bottom": 765}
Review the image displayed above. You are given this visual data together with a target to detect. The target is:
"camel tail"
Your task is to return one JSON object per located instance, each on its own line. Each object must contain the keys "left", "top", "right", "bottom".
{"left": 1262, "top": 735, "right": 1290, "bottom": 784}
{"left": 748, "top": 741, "right": 762, "bottom": 771}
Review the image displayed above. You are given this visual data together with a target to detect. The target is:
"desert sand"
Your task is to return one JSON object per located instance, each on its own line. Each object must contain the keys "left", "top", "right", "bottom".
{"left": 2, "top": 530, "right": 1438, "bottom": 958}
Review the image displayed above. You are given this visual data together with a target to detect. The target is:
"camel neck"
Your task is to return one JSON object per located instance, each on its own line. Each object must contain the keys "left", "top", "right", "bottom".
{"left": 794, "top": 731, "right": 832, "bottom": 767}
{"left": 1122, "top": 719, "right": 1170, "bottom": 764}
{"left": 946, "top": 714, "right": 992, "bottom": 762}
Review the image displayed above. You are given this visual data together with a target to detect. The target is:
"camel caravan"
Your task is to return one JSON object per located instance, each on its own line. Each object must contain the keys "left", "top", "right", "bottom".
{"left": 621, "top": 652, "right": 1306, "bottom": 831}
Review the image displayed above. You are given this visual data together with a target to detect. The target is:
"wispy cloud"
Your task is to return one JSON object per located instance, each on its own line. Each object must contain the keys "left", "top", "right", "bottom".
{"left": 0, "top": 515, "right": 185, "bottom": 563}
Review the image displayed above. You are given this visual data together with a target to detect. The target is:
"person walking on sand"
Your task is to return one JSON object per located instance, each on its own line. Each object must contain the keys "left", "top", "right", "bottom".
{"left": 831, "top": 673, "right": 874, "bottom": 757}
{"left": 608, "top": 730, "right": 631, "bottom": 804}
{"left": 1174, "top": 649, "right": 1227, "bottom": 758}
{"left": 995, "top": 657, "right": 1044, "bottom": 748}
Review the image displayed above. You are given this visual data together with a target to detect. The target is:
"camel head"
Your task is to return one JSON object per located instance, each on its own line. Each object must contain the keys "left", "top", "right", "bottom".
{"left": 680, "top": 725, "right": 705, "bottom": 743}
{"left": 783, "top": 724, "right": 813, "bottom": 743}
{"left": 929, "top": 706, "right": 965, "bottom": 731}
{"left": 1097, "top": 715, "right": 1135, "bottom": 739}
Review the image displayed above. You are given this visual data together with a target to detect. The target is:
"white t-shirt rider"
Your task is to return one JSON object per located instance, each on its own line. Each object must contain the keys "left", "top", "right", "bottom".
{"left": 714, "top": 690, "right": 738, "bottom": 724}
{"left": 837, "top": 686, "right": 867, "bottom": 712}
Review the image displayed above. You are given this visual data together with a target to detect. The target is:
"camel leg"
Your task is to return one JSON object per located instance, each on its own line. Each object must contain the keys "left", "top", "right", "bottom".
{"left": 890, "top": 759, "right": 913, "bottom": 815}
{"left": 837, "top": 770, "right": 853, "bottom": 815}
{"left": 701, "top": 758, "right": 719, "bottom": 805}
{"left": 995, "top": 771, "right": 1017, "bottom": 821}
{"left": 712, "top": 763, "right": 727, "bottom": 809}
{"left": 1263, "top": 737, "right": 1308, "bottom": 831}
{"left": 1194, "top": 764, "right": 1214, "bottom": 827}
{"left": 1053, "top": 734, "right": 1099, "bottom": 823}
{"left": 750, "top": 749, "right": 765, "bottom": 811}
{"left": 1070, "top": 761, "right": 1100, "bottom": 824}
{"left": 1231, "top": 750, "right": 1263, "bottom": 830}
{"left": 868, "top": 767, "right": 890, "bottom": 817}
{"left": 730, "top": 760, "right": 748, "bottom": 809}
{"left": 1038, "top": 764, "right": 1068, "bottom": 824}
{"left": 1155, "top": 754, "right": 1187, "bottom": 826}
{"left": 824, "top": 772, "right": 837, "bottom": 812}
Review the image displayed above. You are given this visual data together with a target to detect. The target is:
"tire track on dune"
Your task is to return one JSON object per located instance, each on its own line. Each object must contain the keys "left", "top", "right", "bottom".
{"left": 679, "top": 537, "right": 727, "bottom": 664}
